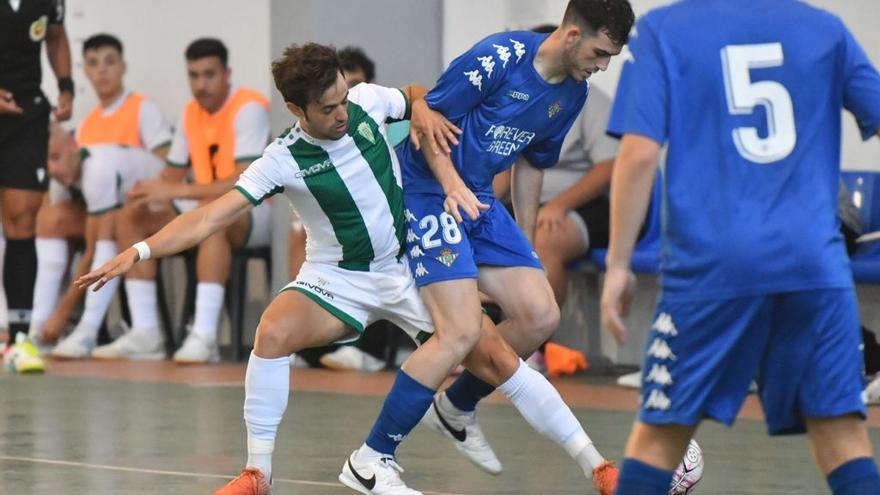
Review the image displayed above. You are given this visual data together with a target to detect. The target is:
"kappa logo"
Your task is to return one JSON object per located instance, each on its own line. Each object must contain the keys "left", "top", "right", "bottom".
{"left": 510, "top": 39, "right": 526, "bottom": 63}
{"left": 548, "top": 101, "right": 562, "bottom": 118}
{"left": 645, "top": 364, "right": 673, "bottom": 386}
{"left": 404, "top": 209, "right": 417, "bottom": 222}
{"left": 477, "top": 55, "right": 495, "bottom": 78}
{"left": 652, "top": 312, "right": 678, "bottom": 336}
{"left": 406, "top": 229, "right": 419, "bottom": 243}
{"left": 647, "top": 338, "right": 677, "bottom": 361}
{"left": 435, "top": 248, "right": 458, "bottom": 267}
{"left": 493, "top": 44, "right": 511, "bottom": 68}
{"left": 414, "top": 262, "right": 429, "bottom": 278}
{"left": 387, "top": 433, "right": 406, "bottom": 443}
{"left": 409, "top": 245, "right": 425, "bottom": 258}
{"left": 357, "top": 121, "right": 376, "bottom": 144}
{"left": 644, "top": 389, "right": 671, "bottom": 410}
{"left": 295, "top": 158, "right": 334, "bottom": 179}
{"left": 463, "top": 69, "right": 483, "bottom": 91}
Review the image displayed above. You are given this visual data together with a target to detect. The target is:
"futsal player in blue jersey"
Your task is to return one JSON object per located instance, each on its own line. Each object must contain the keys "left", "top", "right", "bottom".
{"left": 385, "top": 0, "right": 634, "bottom": 480}
{"left": 602, "top": 1, "right": 880, "bottom": 493}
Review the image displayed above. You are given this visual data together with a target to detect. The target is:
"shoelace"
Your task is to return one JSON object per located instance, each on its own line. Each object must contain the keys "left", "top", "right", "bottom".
{"left": 376, "top": 456, "right": 406, "bottom": 487}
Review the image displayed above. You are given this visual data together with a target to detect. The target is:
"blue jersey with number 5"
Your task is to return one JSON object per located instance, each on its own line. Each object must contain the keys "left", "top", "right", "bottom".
{"left": 608, "top": 0, "right": 880, "bottom": 300}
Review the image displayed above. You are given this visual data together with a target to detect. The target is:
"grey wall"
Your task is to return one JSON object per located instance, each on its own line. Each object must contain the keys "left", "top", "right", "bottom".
{"left": 268, "top": 0, "right": 444, "bottom": 289}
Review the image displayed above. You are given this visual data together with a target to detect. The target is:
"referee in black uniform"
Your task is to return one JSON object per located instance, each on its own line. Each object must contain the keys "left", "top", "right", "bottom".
{"left": 0, "top": 0, "right": 73, "bottom": 343}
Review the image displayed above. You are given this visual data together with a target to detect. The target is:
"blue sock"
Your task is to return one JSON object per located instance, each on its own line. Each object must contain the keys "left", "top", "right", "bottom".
{"left": 616, "top": 458, "right": 675, "bottom": 495}
{"left": 365, "top": 370, "right": 435, "bottom": 456}
{"left": 444, "top": 370, "right": 496, "bottom": 412}
{"left": 828, "top": 457, "right": 880, "bottom": 495}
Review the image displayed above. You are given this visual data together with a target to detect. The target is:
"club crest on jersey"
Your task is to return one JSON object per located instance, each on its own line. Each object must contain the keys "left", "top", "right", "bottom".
{"left": 30, "top": 15, "right": 48, "bottom": 42}
{"left": 357, "top": 122, "right": 376, "bottom": 144}
{"left": 548, "top": 101, "right": 562, "bottom": 118}
{"left": 435, "top": 248, "right": 458, "bottom": 267}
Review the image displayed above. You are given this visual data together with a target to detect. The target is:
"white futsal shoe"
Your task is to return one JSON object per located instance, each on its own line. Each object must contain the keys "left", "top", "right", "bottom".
{"left": 420, "top": 391, "right": 502, "bottom": 474}
{"left": 91, "top": 327, "right": 164, "bottom": 360}
{"left": 339, "top": 449, "right": 422, "bottom": 495}
{"left": 174, "top": 330, "right": 220, "bottom": 364}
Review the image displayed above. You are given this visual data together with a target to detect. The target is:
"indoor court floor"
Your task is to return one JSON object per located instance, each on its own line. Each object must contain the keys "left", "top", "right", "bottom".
{"left": 2, "top": 361, "right": 879, "bottom": 494}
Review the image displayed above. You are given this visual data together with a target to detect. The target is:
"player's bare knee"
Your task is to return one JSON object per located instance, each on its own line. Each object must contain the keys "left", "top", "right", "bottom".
{"left": 253, "top": 315, "right": 293, "bottom": 358}
{"left": 4, "top": 207, "right": 38, "bottom": 237}
{"left": 517, "top": 298, "right": 560, "bottom": 344}
{"left": 436, "top": 323, "right": 482, "bottom": 360}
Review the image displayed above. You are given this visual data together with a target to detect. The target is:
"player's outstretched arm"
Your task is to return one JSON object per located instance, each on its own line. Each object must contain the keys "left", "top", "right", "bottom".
{"left": 601, "top": 133, "right": 660, "bottom": 344}
{"left": 76, "top": 190, "right": 253, "bottom": 291}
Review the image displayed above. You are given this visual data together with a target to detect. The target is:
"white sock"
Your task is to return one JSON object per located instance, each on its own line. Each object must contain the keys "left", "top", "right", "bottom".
{"left": 75, "top": 241, "right": 119, "bottom": 339}
{"left": 243, "top": 351, "right": 291, "bottom": 480}
{"left": 191, "top": 282, "right": 224, "bottom": 341}
{"left": 499, "top": 359, "right": 606, "bottom": 478}
{"left": 0, "top": 234, "right": 8, "bottom": 331}
{"left": 29, "top": 238, "right": 69, "bottom": 338}
{"left": 125, "top": 279, "right": 160, "bottom": 332}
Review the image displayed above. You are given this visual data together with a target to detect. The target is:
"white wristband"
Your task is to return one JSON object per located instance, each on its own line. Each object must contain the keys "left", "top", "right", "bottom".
{"left": 132, "top": 241, "right": 151, "bottom": 261}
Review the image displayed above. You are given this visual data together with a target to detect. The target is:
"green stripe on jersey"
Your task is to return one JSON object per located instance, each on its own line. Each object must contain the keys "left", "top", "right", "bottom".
{"left": 346, "top": 100, "right": 406, "bottom": 255}
{"left": 288, "top": 138, "right": 374, "bottom": 271}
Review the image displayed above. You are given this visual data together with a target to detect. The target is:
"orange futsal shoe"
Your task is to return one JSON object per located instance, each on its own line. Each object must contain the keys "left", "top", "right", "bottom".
{"left": 592, "top": 460, "right": 619, "bottom": 495}
{"left": 214, "top": 468, "right": 271, "bottom": 495}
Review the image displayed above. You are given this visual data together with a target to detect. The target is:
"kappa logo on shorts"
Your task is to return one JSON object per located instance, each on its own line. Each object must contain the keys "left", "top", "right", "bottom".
{"left": 414, "top": 262, "right": 429, "bottom": 278}
{"left": 435, "top": 248, "right": 458, "bottom": 267}
{"left": 645, "top": 363, "right": 674, "bottom": 386}
{"left": 647, "top": 338, "right": 677, "bottom": 361}
{"left": 406, "top": 229, "right": 419, "bottom": 243}
{"left": 405, "top": 209, "right": 418, "bottom": 222}
{"left": 409, "top": 245, "right": 425, "bottom": 258}
{"left": 644, "top": 389, "right": 671, "bottom": 411}
{"left": 652, "top": 312, "right": 678, "bottom": 337}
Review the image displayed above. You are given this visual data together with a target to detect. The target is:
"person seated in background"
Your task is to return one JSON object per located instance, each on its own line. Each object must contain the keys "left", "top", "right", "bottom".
{"left": 67, "top": 38, "right": 272, "bottom": 363}
{"left": 31, "top": 33, "right": 171, "bottom": 353}
{"left": 39, "top": 124, "right": 165, "bottom": 359}
{"left": 290, "top": 45, "right": 414, "bottom": 372}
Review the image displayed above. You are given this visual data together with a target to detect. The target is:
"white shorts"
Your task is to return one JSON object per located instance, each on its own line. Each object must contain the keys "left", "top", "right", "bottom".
{"left": 284, "top": 256, "right": 434, "bottom": 345}
{"left": 175, "top": 198, "right": 271, "bottom": 248}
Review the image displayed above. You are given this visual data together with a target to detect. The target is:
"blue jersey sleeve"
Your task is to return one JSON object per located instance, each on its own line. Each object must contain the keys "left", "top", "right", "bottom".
{"left": 607, "top": 17, "right": 670, "bottom": 143}
{"left": 522, "top": 91, "right": 588, "bottom": 169}
{"left": 426, "top": 33, "right": 515, "bottom": 121}
{"left": 839, "top": 20, "right": 880, "bottom": 140}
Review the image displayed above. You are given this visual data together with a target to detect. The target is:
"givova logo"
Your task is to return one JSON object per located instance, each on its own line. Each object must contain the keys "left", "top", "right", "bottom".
{"left": 295, "top": 159, "right": 334, "bottom": 178}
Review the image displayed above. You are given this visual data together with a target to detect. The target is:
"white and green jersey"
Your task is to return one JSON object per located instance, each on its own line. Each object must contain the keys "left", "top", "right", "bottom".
{"left": 236, "top": 83, "right": 410, "bottom": 271}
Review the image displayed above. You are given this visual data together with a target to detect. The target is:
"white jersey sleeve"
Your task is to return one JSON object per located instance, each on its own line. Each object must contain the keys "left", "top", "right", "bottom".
{"left": 138, "top": 99, "right": 173, "bottom": 151}
{"left": 235, "top": 152, "right": 286, "bottom": 206}
{"left": 234, "top": 102, "right": 271, "bottom": 162}
{"left": 80, "top": 149, "right": 124, "bottom": 215}
{"left": 166, "top": 116, "right": 190, "bottom": 167}
{"left": 349, "top": 83, "right": 408, "bottom": 125}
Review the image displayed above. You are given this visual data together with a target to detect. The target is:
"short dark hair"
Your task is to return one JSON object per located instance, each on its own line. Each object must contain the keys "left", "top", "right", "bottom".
{"left": 83, "top": 33, "right": 123, "bottom": 56}
{"left": 338, "top": 47, "right": 375, "bottom": 83}
{"left": 272, "top": 43, "right": 341, "bottom": 108}
{"left": 185, "top": 38, "right": 228, "bottom": 67}
{"left": 532, "top": 24, "right": 558, "bottom": 34}
{"left": 563, "top": 0, "right": 635, "bottom": 46}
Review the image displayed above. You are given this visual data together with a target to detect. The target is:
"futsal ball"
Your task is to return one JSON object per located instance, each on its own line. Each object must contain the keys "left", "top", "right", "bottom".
{"left": 669, "top": 439, "right": 704, "bottom": 494}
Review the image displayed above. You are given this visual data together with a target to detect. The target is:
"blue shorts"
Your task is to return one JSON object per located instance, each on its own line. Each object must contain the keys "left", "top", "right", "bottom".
{"left": 638, "top": 288, "right": 866, "bottom": 435}
{"left": 403, "top": 192, "right": 543, "bottom": 287}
